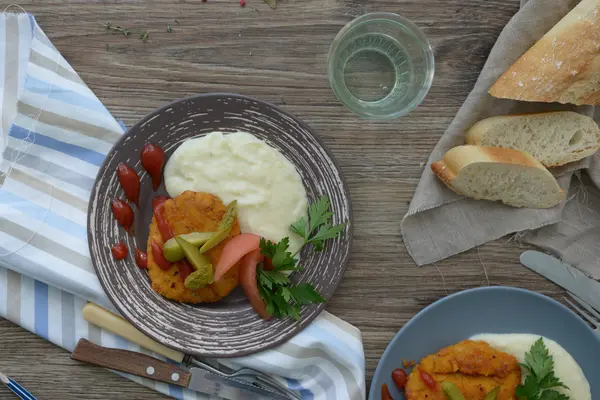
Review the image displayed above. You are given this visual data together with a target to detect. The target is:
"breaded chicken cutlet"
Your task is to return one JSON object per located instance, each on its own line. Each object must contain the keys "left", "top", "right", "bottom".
{"left": 405, "top": 340, "right": 521, "bottom": 400}
{"left": 147, "top": 191, "right": 241, "bottom": 303}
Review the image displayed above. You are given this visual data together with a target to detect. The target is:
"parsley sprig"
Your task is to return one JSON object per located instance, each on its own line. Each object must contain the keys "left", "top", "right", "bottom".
{"left": 290, "top": 195, "right": 346, "bottom": 254}
{"left": 516, "top": 338, "right": 570, "bottom": 400}
{"left": 257, "top": 195, "right": 345, "bottom": 320}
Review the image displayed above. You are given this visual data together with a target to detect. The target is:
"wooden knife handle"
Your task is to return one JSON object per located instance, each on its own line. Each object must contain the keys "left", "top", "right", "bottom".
{"left": 71, "top": 339, "right": 191, "bottom": 387}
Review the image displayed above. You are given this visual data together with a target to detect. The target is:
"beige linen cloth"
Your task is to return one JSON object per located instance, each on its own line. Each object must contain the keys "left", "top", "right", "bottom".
{"left": 401, "top": 0, "right": 600, "bottom": 279}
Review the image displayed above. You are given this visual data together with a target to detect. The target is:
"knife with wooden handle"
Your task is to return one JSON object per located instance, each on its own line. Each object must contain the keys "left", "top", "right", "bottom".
{"left": 72, "top": 339, "right": 190, "bottom": 386}
{"left": 82, "top": 303, "right": 185, "bottom": 363}
{"left": 80, "top": 303, "right": 294, "bottom": 399}
{"left": 71, "top": 339, "right": 289, "bottom": 399}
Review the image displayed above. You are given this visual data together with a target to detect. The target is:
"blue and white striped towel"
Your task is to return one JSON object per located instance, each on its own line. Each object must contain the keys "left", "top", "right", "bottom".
{"left": 0, "top": 13, "right": 365, "bottom": 400}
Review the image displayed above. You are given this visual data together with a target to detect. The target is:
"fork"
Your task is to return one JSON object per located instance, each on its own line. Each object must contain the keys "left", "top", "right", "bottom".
{"left": 190, "top": 358, "right": 302, "bottom": 400}
{"left": 564, "top": 292, "right": 600, "bottom": 338}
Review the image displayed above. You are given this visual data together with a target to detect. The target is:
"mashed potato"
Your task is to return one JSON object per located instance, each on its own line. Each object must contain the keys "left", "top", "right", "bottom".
{"left": 164, "top": 131, "right": 308, "bottom": 253}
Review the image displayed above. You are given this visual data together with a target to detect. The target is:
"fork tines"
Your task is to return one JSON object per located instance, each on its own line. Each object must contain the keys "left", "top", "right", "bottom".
{"left": 564, "top": 292, "right": 600, "bottom": 329}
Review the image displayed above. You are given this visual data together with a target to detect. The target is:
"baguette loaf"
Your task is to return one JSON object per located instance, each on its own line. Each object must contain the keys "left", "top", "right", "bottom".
{"left": 431, "top": 145, "right": 565, "bottom": 208}
{"left": 466, "top": 111, "right": 600, "bottom": 167}
{"left": 489, "top": 0, "right": 600, "bottom": 106}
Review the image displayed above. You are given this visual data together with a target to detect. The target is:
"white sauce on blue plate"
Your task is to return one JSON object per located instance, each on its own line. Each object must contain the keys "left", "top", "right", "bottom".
{"left": 470, "top": 333, "right": 590, "bottom": 400}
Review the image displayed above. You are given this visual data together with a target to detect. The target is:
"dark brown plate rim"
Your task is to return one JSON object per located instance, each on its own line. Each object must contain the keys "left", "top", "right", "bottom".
{"left": 88, "top": 93, "right": 354, "bottom": 357}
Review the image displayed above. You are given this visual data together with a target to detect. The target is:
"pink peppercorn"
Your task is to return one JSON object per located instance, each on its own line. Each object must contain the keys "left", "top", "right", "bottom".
{"left": 240, "top": 0, "right": 246, "bottom": 6}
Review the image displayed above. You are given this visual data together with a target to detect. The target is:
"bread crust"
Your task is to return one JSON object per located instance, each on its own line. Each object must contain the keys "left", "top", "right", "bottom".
{"left": 431, "top": 146, "right": 565, "bottom": 208}
{"left": 489, "top": 0, "right": 600, "bottom": 106}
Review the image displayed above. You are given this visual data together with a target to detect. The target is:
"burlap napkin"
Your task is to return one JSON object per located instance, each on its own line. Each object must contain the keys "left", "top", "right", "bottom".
{"left": 401, "top": 0, "right": 600, "bottom": 279}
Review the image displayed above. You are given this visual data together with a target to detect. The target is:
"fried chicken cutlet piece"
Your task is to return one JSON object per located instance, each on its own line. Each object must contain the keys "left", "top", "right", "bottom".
{"left": 147, "top": 191, "right": 241, "bottom": 303}
{"left": 405, "top": 340, "right": 521, "bottom": 400}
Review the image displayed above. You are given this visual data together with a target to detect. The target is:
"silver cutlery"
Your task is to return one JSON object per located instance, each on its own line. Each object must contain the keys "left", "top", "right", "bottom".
{"left": 81, "top": 303, "right": 299, "bottom": 399}
{"left": 564, "top": 293, "right": 600, "bottom": 339}
{"left": 520, "top": 250, "right": 600, "bottom": 311}
{"left": 71, "top": 339, "right": 290, "bottom": 400}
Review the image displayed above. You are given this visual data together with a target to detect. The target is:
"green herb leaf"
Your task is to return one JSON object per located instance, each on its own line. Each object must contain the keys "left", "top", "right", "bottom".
{"left": 516, "top": 375, "right": 540, "bottom": 398}
{"left": 539, "top": 390, "right": 569, "bottom": 400}
{"left": 139, "top": 30, "right": 149, "bottom": 42}
{"left": 289, "top": 284, "right": 326, "bottom": 305}
{"left": 307, "top": 195, "right": 334, "bottom": 235}
{"left": 539, "top": 372, "right": 569, "bottom": 390}
{"left": 259, "top": 238, "right": 297, "bottom": 270}
{"left": 307, "top": 223, "right": 345, "bottom": 251}
{"left": 167, "top": 24, "right": 173, "bottom": 33}
{"left": 526, "top": 338, "right": 554, "bottom": 383}
{"left": 259, "top": 237, "right": 277, "bottom": 259}
{"left": 516, "top": 338, "right": 570, "bottom": 400}
{"left": 290, "top": 217, "right": 307, "bottom": 239}
{"left": 255, "top": 194, "right": 343, "bottom": 320}
{"left": 260, "top": 270, "right": 290, "bottom": 286}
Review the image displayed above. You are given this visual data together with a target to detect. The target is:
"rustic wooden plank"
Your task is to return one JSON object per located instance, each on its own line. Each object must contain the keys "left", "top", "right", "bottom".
{"left": 1, "top": 0, "right": 575, "bottom": 399}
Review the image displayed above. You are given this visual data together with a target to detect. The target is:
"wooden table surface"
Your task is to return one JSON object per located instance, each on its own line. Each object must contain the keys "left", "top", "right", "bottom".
{"left": 0, "top": 0, "right": 572, "bottom": 399}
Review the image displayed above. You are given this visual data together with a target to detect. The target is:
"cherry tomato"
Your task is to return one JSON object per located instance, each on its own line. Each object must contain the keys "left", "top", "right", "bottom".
{"left": 151, "top": 241, "right": 171, "bottom": 270}
{"left": 135, "top": 249, "right": 148, "bottom": 269}
{"left": 177, "top": 260, "right": 195, "bottom": 282}
{"left": 419, "top": 368, "right": 436, "bottom": 390}
{"left": 153, "top": 202, "right": 174, "bottom": 241}
{"left": 117, "top": 163, "right": 140, "bottom": 207}
{"left": 141, "top": 143, "right": 165, "bottom": 191}
{"left": 391, "top": 368, "right": 408, "bottom": 390}
{"left": 381, "top": 383, "right": 393, "bottom": 400}
{"left": 111, "top": 199, "right": 134, "bottom": 232}
{"left": 111, "top": 242, "right": 128, "bottom": 260}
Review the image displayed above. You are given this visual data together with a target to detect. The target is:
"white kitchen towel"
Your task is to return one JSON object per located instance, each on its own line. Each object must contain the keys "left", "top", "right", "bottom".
{"left": 0, "top": 13, "right": 366, "bottom": 400}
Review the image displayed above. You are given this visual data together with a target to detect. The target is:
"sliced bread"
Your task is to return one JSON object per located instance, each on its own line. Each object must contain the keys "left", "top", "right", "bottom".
{"left": 488, "top": 0, "right": 600, "bottom": 106}
{"left": 431, "top": 145, "right": 565, "bottom": 208}
{"left": 465, "top": 111, "right": 600, "bottom": 167}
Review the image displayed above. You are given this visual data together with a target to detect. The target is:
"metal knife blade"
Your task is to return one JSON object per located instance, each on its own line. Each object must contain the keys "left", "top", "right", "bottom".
{"left": 188, "top": 368, "right": 290, "bottom": 400}
{"left": 82, "top": 303, "right": 293, "bottom": 398}
{"left": 520, "top": 250, "right": 600, "bottom": 311}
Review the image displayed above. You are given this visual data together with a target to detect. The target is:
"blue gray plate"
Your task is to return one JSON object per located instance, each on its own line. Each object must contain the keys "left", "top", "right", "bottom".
{"left": 369, "top": 286, "right": 600, "bottom": 399}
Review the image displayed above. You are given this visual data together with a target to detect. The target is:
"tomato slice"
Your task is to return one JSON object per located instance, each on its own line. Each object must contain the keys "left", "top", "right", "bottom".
{"left": 239, "top": 249, "right": 270, "bottom": 320}
{"left": 214, "top": 233, "right": 261, "bottom": 281}
{"left": 151, "top": 241, "right": 171, "bottom": 270}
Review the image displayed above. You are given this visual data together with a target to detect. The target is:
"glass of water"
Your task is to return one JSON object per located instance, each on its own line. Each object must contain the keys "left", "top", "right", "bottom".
{"left": 328, "top": 12, "right": 434, "bottom": 120}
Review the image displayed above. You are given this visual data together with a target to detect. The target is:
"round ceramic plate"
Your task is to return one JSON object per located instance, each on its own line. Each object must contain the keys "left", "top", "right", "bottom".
{"left": 369, "top": 286, "right": 600, "bottom": 399}
{"left": 88, "top": 93, "right": 352, "bottom": 357}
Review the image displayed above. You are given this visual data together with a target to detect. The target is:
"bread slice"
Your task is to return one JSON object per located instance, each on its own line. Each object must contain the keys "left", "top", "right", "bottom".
{"left": 431, "top": 146, "right": 565, "bottom": 208}
{"left": 466, "top": 111, "right": 600, "bottom": 167}
{"left": 489, "top": 0, "right": 600, "bottom": 106}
